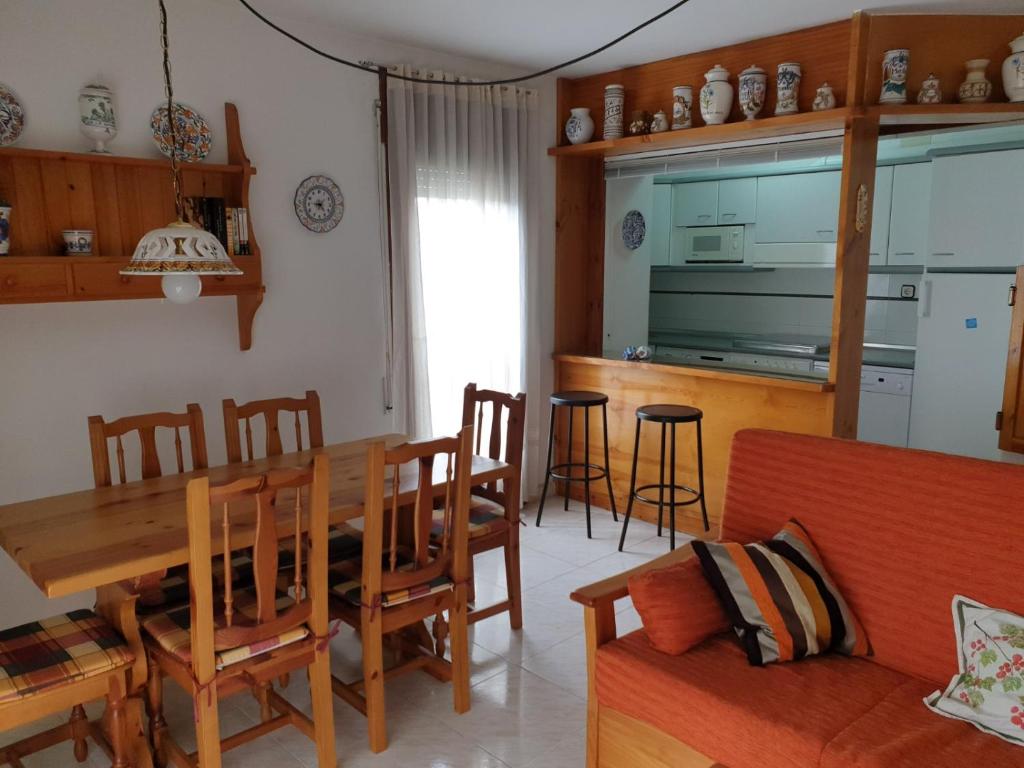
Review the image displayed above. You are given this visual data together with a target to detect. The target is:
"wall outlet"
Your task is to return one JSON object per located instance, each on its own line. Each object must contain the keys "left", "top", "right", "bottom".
{"left": 900, "top": 284, "right": 916, "bottom": 299}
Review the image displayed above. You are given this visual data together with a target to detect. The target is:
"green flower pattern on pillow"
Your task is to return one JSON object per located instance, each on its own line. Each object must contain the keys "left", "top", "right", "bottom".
{"left": 957, "top": 625, "right": 1024, "bottom": 713}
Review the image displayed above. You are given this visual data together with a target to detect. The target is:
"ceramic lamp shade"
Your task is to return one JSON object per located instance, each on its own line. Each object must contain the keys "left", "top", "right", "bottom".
{"left": 123, "top": 221, "right": 240, "bottom": 276}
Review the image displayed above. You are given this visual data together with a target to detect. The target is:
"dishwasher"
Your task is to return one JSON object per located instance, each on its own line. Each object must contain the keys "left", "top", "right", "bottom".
{"left": 814, "top": 362, "right": 914, "bottom": 447}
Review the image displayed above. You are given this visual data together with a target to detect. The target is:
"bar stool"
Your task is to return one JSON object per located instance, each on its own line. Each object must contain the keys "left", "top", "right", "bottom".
{"left": 535, "top": 391, "right": 617, "bottom": 538}
{"left": 618, "top": 404, "right": 709, "bottom": 552}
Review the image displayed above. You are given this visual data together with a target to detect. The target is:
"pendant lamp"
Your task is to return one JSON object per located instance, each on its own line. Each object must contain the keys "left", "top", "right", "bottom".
{"left": 122, "top": 0, "right": 240, "bottom": 304}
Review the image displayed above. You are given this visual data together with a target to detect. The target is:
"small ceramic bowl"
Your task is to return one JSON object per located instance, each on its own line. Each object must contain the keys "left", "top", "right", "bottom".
{"left": 62, "top": 229, "right": 94, "bottom": 255}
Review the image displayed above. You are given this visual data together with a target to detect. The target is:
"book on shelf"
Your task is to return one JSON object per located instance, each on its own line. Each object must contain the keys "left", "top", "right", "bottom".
{"left": 183, "top": 196, "right": 250, "bottom": 256}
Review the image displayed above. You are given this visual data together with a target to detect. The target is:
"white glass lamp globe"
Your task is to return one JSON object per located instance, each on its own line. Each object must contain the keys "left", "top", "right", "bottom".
{"left": 161, "top": 273, "right": 202, "bottom": 304}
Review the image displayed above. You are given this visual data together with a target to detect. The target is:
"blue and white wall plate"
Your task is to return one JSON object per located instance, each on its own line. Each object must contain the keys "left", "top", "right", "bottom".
{"left": 622, "top": 209, "right": 646, "bottom": 250}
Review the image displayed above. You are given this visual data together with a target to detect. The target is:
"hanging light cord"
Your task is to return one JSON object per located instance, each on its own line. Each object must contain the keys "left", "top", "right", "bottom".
{"left": 159, "top": 0, "right": 185, "bottom": 222}
{"left": 235, "top": 0, "right": 694, "bottom": 86}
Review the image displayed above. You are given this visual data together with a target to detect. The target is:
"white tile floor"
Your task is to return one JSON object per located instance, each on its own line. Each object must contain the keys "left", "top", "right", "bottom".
{"left": 2, "top": 498, "right": 692, "bottom": 768}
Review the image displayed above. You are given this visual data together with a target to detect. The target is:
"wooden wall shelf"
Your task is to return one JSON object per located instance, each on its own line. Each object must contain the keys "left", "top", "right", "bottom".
{"left": 0, "top": 103, "right": 264, "bottom": 350}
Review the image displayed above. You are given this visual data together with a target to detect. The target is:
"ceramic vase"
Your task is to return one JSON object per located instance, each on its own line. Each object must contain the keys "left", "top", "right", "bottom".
{"left": 671, "top": 85, "right": 693, "bottom": 129}
{"left": 958, "top": 59, "right": 992, "bottom": 103}
{"left": 1003, "top": 33, "right": 1024, "bottom": 103}
{"left": 565, "top": 107, "right": 595, "bottom": 145}
{"left": 603, "top": 84, "right": 625, "bottom": 140}
{"left": 774, "top": 62, "right": 801, "bottom": 115}
{"left": 0, "top": 205, "right": 10, "bottom": 255}
{"left": 650, "top": 110, "right": 669, "bottom": 133}
{"left": 812, "top": 82, "right": 837, "bottom": 111}
{"left": 700, "top": 65, "right": 733, "bottom": 125}
{"left": 738, "top": 65, "right": 767, "bottom": 120}
{"left": 78, "top": 83, "right": 116, "bottom": 153}
{"left": 879, "top": 49, "right": 910, "bottom": 104}
{"left": 917, "top": 73, "right": 943, "bottom": 104}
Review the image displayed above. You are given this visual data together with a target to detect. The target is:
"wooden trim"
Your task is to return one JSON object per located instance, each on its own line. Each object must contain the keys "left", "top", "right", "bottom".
{"left": 571, "top": 546, "right": 695, "bottom": 608}
{"left": 999, "top": 266, "right": 1024, "bottom": 453}
{"left": 597, "top": 707, "right": 721, "bottom": 768}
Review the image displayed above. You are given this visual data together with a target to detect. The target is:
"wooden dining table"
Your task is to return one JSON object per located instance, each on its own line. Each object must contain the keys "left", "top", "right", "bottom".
{"left": 0, "top": 434, "right": 515, "bottom": 768}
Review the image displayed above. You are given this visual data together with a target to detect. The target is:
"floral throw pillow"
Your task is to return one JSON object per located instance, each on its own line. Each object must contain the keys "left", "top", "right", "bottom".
{"left": 924, "top": 595, "right": 1024, "bottom": 747}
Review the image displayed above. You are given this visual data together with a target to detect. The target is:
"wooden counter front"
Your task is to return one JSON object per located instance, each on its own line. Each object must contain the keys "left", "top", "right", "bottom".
{"left": 554, "top": 355, "right": 835, "bottom": 536}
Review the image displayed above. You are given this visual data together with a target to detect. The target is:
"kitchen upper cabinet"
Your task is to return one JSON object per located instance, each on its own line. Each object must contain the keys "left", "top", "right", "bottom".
{"left": 928, "top": 149, "right": 1024, "bottom": 269}
{"left": 869, "top": 166, "right": 893, "bottom": 266}
{"left": 717, "top": 178, "right": 757, "bottom": 224}
{"left": 753, "top": 171, "right": 841, "bottom": 244}
{"left": 672, "top": 181, "right": 718, "bottom": 227}
{"left": 650, "top": 184, "right": 672, "bottom": 266}
{"left": 886, "top": 162, "right": 931, "bottom": 267}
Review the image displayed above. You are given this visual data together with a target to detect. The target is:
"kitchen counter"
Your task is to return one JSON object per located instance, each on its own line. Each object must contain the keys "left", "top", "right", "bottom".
{"left": 585, "top": 353, "right": 835, "bottom": 391}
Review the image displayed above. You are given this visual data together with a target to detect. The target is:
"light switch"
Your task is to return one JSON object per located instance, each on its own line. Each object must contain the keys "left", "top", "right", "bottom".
{"left": 900, "top": 284, "right": 916, "bottom": 299}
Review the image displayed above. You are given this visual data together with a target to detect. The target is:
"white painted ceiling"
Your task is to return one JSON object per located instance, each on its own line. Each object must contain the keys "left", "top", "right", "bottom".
{"left": 250, "top": 0, "right": 1023, "bottom": 77}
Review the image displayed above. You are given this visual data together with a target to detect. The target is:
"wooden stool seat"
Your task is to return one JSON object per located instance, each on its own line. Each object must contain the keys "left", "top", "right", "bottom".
{"left": 636, "top": 404, "right": 703, "bottom": 424}
{"left": 550, "top": 390, "right": 609, "bottom": 407}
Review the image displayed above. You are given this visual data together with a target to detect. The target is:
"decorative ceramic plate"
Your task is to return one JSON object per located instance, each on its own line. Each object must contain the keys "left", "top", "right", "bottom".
{"left": 294, "top": 175, "right": 344, "bottom": 233}
{"left": 150, "top": 102, "right": 212, "bottom": 162}
{"left": 622, "top": 209, "right": 646, "bottom": 250}
{"left": 0, "top": 84, "right": 25, "bottom": 146}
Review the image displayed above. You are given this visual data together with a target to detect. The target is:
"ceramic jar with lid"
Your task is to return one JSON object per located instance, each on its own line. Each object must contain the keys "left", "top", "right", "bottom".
{"left": 738, "top": 65, "right": 767, "bottom": 120}
{"left": 812, "top": 82, "right": 837, "bottom": 111}
{"left": 775, "top": 62, "right": 801, "bottom": 115}
{"left": 700, "top": 65, "right": 733, "bottom": 125}
{"left": 78, "top": 83, "right": 117, "bottom": 153}
{"left": 565, "top": 107, "right": 594, "bottom": 145}
{"left": 1003, "top": 32, "right": 1024, "bottom": 102}
{"left": 650, "top": 110, "right": 669, "bottom": 133}
{"left": 917, "top": 73, "right": 943, "bottom": 104}
{"left": 958, "top": 59, "right": 992, "bottom": 103}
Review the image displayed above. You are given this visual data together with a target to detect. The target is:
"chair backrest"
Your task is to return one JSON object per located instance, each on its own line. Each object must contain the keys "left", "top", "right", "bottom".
{"left": 88, "top": 404, "right": 208, "bottom": 488}
{"left": 184, "top": 454, "right": 330, "bottom": 682}
{"left": 462, "top": 383, "right": 526, "bottom": 498}
{"left": 222, "top": 390, "right": 324, "bottom": 463}
{"left": 356, "top": 427, "right": 473, "bottom": 609}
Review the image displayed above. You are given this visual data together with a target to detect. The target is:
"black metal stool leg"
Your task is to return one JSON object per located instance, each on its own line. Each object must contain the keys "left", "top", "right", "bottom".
{"left": 618, "top": 417, "right": 642, "bottom": 552}
{"left": 657, "top": 422, "right": 666, "bottom": 537}
{"left": 535, "top": 403, "right": 556, "bottom": 527}
{"left": 601, "top": 403, "right": 618, "bottom": 522}
{"left": 669, "top": 422, "right": 677, "bottom": 551}
{"left": 564, "top": 406, "right": 574, "bottom": 511}
{"left": 697, "top": 418, "right": 709, "bottom": 532}
{"left": 583, "top": 406, "right": 592, "bottom": 539}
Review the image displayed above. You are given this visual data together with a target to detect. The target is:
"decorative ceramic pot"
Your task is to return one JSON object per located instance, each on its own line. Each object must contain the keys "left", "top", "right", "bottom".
{"left": 958, "top": 59, "right": 992, "bottom": 103}
{"left": 627, "top": 110, "right": 651, "bottom": 136}
{"left": 879, "top": 49, "right": 910, "bottom": 104}
{"left": 671, "top": 85, "right": 693, "bottom": 129}
{"left": 62, "top": 229, "right": 94, "bottom": 256}
{"left": 0, "top": 205, "right": 10, "bottom": 255}
{"left": 565, "top": 107, "right": 595, "bottom": 145}
{"left": 1003, "top": 32, "right": 1024, "bottom": 103}
{"left": 738, "top": 65, "right": 767, "bottom": 120}
{"left": 774, "top": 62, "right": 801, "bottom": 115}
{"left": 603, "top": 84, "right": 625, "bottom": 139}
{"left": 812, "top": 82, "right": 837, "bottom": 111}
{"left": 0, "top": 84, "right": 25, "bottom": 146}
{"left": 79, "top": 84, "right": 116, "bottom": 153}
{"left": 700, "top": 65, "right": 733, "bottom": 125}
{"left": 917, "top": 73, "right": 943, "bottom": 104}
{"left": 650, "top": 110, "right": 669, "bottom": 133}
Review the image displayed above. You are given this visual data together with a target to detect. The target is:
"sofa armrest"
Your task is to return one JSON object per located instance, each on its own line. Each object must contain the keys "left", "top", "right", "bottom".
{"left": 570, "top": 544, "right": 696, "bottom": 610}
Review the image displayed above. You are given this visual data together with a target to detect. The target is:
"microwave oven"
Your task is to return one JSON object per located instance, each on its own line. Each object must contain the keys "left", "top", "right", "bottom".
{"left": 681, "top": 225, "right": 745, "bottom": 263}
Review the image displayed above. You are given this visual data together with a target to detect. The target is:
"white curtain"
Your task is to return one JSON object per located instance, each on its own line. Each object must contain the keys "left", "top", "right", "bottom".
{"left": 388, "top": 66, "right": 541, "bottom": 487}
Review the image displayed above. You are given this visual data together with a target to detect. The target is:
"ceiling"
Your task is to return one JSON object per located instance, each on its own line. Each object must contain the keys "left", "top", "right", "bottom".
{"left": 250, "top": 0, "right": 1022, "bottom": 78}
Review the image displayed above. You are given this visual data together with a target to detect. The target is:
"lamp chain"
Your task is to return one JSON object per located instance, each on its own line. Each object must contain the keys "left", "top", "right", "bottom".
{"left": 158, "top": 0, "right": 185, "bottom": 223}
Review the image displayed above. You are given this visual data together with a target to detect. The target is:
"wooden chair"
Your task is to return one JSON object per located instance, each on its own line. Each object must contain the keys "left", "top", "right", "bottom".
{"left": 88, "top": 404, "right": 208, "bottom": 488}
{"left": 0, "top": 609, "right": 134, "bottom": 767}
{"left": 328, "top": 428, "right": 473, "bottom": 753}
{"left": 140, "top": 455, "right": 336, "bottom": 768}
{"left": 222, "top": 391, "right": 323, "bottom": 463}
{"left": 433, "top": 383, "right": 525, "bottom": 628}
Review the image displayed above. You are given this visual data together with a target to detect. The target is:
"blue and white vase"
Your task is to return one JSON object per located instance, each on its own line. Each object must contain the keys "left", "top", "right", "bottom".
{"left": 738, "top": 65, "right": 767, "bottom": 120}
{"left": 79, "top": 83, "right": 117, "bottom": 153}
{"left": 0, "top": 204, "right": 10, "bottom": 255}
{"left": 879, "top": 49, "right": 910, "bottom": 104}
{"left": 775, "top": 62, "right": 802, "bottom": 115}
{"left": 603, "top": 85, "right": 625, "bottom": 140}
{"left": 1002, "top": 33, "right": 1024, "bottom": 103}
{"left": 565, "top": 107, "right": 595, "bottom": 145}
{"left": 699, "top": 65, "right": 733, "bottom": 125}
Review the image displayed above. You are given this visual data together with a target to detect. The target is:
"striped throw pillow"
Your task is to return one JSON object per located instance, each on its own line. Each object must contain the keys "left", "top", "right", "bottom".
{"left": 692, "top": 519, "right": 870, "bottom": 666}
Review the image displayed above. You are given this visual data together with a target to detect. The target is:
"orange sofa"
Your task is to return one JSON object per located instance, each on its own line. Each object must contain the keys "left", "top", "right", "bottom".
{"left": 572, "top": 429, "right": 1024, "bottom": 768}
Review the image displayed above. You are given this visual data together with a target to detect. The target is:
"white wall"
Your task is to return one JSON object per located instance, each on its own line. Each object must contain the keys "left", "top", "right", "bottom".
{"left": 0, "top": 0, "right": 556, "bottom": 627}
{"left": 603, "top": 176, "right": 653, "bottom": 355}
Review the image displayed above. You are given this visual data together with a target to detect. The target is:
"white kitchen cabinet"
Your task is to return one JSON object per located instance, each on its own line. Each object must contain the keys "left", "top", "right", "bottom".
{"left": 753, "top": 171, "right": 841, "bottom": 244}
{"left": 869, "top": 166, "right": 893, "bottom": 266}
{"left": 717, "top": 178, "right": 757, "bottom": 224}
{"left": 649, "top": 184, "right": 672, "bottom": 266}
{"left": 886, "top": 162, "right": 931, "bottom": 267}
{"left": 928, "top": 149, "right": 1024, "bottom": 269}
{"left": 672, "top": 181, "right": 718, "bottom": 227}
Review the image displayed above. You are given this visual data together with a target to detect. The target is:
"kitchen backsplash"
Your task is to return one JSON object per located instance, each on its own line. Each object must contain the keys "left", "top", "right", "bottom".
{"left": 649, "top": 268, "right": 919, "bottom": 347}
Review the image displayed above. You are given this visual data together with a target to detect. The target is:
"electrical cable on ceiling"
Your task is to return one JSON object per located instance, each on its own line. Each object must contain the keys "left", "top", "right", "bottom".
{"left": 235, "top": 0, "right": 694, "bottom": 85}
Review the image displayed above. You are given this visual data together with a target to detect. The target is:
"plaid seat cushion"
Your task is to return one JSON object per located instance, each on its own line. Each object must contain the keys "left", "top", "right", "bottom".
{"left": 279, "top": 524, "right": 363, "bottom": 568}
{"left": 328, "top": 559, "right": 453, "bottom": 609}
{"left": 430, "top": 495, "right": 508, "bottom": 541}
{"left": 140, "top": 588, "right": 308, "bottom": 670}
{"left": 0, "top": 610, "right": 134, "bottom": 704}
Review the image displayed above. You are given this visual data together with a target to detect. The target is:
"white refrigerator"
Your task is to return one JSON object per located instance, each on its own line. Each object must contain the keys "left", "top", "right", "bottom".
{"left": 908, "top": 273, "right": 1024, "bottom": 463}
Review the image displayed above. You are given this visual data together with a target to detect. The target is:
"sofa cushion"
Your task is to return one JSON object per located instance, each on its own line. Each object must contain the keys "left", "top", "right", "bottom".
{"left": 628, "top": 550, "right": 729, "bottom": 656}
{"left": 693, "top": 520, "right": 869, "bottom": 665}
{"left": 596, "top": 629, "right": 910, "bottom": 768}
{"left": 721, "top": 429, "right": 1024, "bottom": 684}
{"left": 821, "top": 677, "right": 1024, "bottom": 767}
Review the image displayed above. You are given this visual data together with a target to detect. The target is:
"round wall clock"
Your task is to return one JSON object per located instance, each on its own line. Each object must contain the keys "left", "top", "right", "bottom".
{"left": 294, "top": 175, "right": 344, "bottom": 233}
